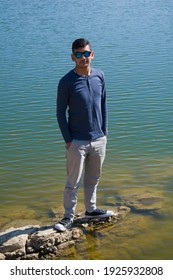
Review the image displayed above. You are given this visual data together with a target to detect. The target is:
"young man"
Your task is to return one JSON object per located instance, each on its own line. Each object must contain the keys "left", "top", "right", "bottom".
{"left": 55, "top": 38, "right": 114, "bottom": 231}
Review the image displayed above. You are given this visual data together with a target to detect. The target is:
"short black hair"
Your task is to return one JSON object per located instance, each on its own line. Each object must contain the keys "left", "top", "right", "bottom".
{"left": 72, "top": 38, "right": 92, "bottom": 52}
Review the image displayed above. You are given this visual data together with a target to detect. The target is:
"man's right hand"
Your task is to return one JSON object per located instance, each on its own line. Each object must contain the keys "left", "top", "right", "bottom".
{"left": 65, "top": 142, "right": 72, "bottom": 149}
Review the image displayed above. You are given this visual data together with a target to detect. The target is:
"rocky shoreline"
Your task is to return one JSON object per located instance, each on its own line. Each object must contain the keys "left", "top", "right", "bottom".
{"left": 0, "top": 206, "right": 130, "bottom": 260}
{"left": 0, "top": 191, "right": 168, "bottom": 260}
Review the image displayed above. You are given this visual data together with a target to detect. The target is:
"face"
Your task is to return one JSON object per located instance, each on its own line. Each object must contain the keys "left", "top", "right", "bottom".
{"left": 71, "top": 45, "right": 94, "bottom": 68}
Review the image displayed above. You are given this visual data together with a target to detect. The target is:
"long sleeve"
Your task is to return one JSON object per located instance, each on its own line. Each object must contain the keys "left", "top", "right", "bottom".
{"left": 56, "top": 78, "right": 72, "bottom": 143}
{"left": 101, "top": 74, "right": 108, "bottom": 136}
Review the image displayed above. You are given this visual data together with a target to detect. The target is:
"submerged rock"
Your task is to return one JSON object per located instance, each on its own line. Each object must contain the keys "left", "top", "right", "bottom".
{"left": 115, "top": 191, "right": 168, "bottom": 217}
{"left": 125, "top": 194, "right": 164, "bottom": 212}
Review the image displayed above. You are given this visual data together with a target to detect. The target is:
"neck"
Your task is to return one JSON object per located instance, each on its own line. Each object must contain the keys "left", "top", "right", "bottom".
{"left": 74, "top": 66, "right": 91, "bottom": 76}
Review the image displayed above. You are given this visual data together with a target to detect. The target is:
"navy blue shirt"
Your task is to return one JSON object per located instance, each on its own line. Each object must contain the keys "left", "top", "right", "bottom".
{"left": 56, "top": 68, "right": 108, "bottom": 143}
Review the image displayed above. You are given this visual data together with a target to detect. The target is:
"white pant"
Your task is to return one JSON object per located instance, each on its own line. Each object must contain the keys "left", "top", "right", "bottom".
{"left": 63, "top": 136, "right": 107, "bottom": 220}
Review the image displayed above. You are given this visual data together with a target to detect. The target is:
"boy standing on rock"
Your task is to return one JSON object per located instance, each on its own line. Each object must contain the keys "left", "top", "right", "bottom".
{"left": 55, "top": 38, "right": 113, "bottom": 231}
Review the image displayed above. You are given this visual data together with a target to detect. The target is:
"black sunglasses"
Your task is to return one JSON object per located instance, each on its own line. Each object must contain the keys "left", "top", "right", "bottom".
{"left": 74, "top": 51, "right": 91, "bottom": 59}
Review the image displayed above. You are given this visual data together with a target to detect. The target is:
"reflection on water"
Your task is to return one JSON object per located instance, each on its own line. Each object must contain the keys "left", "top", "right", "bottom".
{"left": 0, "top": 0, "right": 173, "bottom": 259}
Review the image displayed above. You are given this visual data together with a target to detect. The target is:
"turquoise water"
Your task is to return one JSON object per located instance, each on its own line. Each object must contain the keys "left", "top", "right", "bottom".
{"left": 0, "top": 0, "right": 173, "bottom": 259}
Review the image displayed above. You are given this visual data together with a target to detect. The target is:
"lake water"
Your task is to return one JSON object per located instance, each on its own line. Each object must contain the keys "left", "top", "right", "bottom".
{"left": 0, "top": 0, "right": 173, "bottom": 260}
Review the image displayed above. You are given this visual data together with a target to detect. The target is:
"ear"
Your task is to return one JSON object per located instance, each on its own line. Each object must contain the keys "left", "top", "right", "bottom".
{"left": 91, "top": 51, "right": 94, "bottom": 59}
{"left": 71, "top": 53, "right": 75, "bottom": 61}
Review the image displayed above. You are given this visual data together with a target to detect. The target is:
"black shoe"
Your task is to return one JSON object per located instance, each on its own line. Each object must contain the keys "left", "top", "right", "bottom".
{"left": 54, "top": 217, "right": 73, "bottom": 231}
{"left": 85, "top": 208, "right": 114, "bottom": 218}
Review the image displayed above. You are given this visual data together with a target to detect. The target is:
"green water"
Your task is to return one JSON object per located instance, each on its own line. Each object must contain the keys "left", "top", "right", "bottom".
{"left": 0, "top": 0, "right": 173, "bottom": 259}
